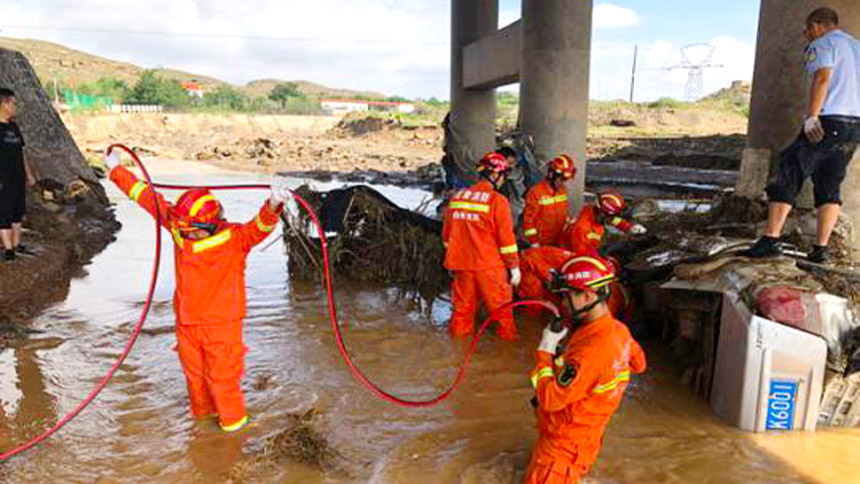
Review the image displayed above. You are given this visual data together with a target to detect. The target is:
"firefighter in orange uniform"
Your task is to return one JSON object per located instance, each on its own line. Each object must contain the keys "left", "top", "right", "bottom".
{"left": 562, "top": 192, "right": 646, "bottom": 255}
{"left": 527, "top": 255, "right": 647, "bottom": 483}
{"left": 104, "top": 149, "right": 288, "bottom": 433}
{"left": 523, "top": 155, "right": 577, "bottom": 248}
{"left": 442, "top": 152, "right": 521, "bottom": 340}
{"left": 517, "top": 246, "right": 575, "bottom": 319}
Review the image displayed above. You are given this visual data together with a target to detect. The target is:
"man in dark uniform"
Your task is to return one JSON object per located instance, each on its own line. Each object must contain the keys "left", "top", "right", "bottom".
{"left": 0, "top": 88, "right": 35, "bottom": 261}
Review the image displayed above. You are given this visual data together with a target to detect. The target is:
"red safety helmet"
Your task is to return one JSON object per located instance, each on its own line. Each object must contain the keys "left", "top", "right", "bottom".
{"left": 548, "top": 154, "right": 577, "bottom": 180}
{"left": 596, "top": 192, "right": 627, "bottom": 217}
{"left": 172, "top": 188, "right": 223, "bottom": 232}
{"left": 476, "top": 151, "right": 511, "bottom": 175}
{"left": 552, "top": 255, "right": 615, "bottom": 293}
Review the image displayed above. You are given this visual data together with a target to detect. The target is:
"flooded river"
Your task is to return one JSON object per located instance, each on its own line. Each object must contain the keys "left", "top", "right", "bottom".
{"left": 0, "top": 172, "right": 858, "bottom": 483}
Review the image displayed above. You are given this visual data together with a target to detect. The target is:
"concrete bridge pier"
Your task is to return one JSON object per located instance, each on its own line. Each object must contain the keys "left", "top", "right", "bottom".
{"left": 520, "top": 0, "right": 593, "bottom": 214}
{"left": 449, "top": 0, "right": 499, "bottom": 183}
{"left": 737, "top": 0, "right": 860, "bottom": 253}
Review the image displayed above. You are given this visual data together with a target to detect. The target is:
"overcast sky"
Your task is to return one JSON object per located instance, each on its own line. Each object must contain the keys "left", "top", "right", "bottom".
{"left": 0, "top": 0, "right": 767, "bottom": 101}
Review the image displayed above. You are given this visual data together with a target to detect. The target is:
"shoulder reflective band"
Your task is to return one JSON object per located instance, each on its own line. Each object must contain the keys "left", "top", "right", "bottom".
{"left": 171, "top": 228, "right": 185, "bottom": 248}
{"left": 193, "top": 229, "right": 232, "bottom": 253}
{"left": 592, "top": 371, "right": 631, "bottom": 394}
{"left": 255, "top": 214, "right": 277, "bottom": 233}
{"left": 531, "top": 366, "right": 555, "bottom": 388}
{"left": 500, "top": 244, "right": 519, "bottom": 255}
{"left": 190, "top": 195, "right": 217, "bottom": 217}
{"left": 449, "top": 201, "right": 490, "bottom": 213}
{"left": 524, "top": 228, "right": 538, "bottom": 237}
{"left": 129, "top": 181, "right": 148, "bottom": 201}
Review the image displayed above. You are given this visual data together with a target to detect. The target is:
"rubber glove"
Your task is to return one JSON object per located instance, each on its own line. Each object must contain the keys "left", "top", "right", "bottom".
{"left": 804, "top": 116, "right": 824, "bottom": 144}
{"left": 538, "top": 324, "right": 569, "bottom": 355}
{"left": 270, "top": 178, "right": 292, "bottom": 204}
{"left": 509, "top": 267, "right": 522, "bottom": 287}
{"left": 630, "top": 223, "right": 647, "bottom": 235}
{"left": 103, "top": 150, "right": 121, "bottom": 171}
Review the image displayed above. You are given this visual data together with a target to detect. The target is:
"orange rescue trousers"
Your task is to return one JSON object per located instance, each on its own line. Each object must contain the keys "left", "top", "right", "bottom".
{"left": 176, "top": 322, "right": 247, "bottom": 429}
{"left": 449, "top": 267, "right": 518, "bottom": 340}
{"left": 525, "top": 436, "right": 601, "bottom": 484}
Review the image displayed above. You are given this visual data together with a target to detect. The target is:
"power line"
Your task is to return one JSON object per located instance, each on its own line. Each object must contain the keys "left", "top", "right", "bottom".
{"left": 663, "top": 43, "right": 723, "bottom": 101}
{"left": 0, "top": 24, "right": 447, "bottom": 46}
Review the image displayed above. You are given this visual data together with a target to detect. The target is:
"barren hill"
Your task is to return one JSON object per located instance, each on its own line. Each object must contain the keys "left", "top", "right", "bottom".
{"left": 0, "top": 36, "right": 388, "bottom": 99}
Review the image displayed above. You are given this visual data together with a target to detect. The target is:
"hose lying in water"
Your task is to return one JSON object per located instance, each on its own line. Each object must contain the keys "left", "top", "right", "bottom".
{"left": 0, "top": 145, "right": 560, "bottom": 460}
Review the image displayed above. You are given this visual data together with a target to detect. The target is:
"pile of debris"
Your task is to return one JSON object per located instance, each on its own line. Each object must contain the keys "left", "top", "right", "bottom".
{"left": 282, "top": 185, "right": 447, "bottom": 303}
{"left": 226, "top": 409, "right": 345, "bottom": 482}
{"left": 330, "top": 115, "right": 402, "bottom": 138}
{"left": 587, "top": 134, "right": 746, "bottom": 170}
{"left": 613, "top": 194, "right": 860, "bottom": 425}
{"left": 194, "top": 137, "right": 284, "bottom": 164}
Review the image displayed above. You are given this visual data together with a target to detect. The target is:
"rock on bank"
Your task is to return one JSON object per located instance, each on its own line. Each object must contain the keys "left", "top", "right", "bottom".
{"left": 0, "top": 48, "right": 118, "bottom": 340}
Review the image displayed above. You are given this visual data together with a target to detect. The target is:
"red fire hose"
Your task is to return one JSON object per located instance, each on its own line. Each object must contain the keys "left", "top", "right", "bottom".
{"left": 0, "top": 144, "right": 559, "bottom": 460}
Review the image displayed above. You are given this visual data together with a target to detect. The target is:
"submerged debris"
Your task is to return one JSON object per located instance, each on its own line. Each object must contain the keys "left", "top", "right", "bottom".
{"left": 283, "top": 185, "right": 448, "bottom": 303}
{"left": 227, "top": 409, "right": 343, "bottom": 482}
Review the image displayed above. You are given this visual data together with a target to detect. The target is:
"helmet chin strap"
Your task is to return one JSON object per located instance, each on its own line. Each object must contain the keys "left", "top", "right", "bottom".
{"left": 566, "top": 288, "right": 611, "bottom": 326}
{"left": 481, "top": 171, "right": 505, "bottom": 191}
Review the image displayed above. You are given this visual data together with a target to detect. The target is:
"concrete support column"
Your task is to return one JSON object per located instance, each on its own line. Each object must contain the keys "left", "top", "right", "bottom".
{"left": 450, "top": 0, "right": 498, "bottom": 182}
{"left": 520, "top": 0, "right": 593, "bottom": 214}
{"left": 737, "top": 0, "right": 860, "bottom": 251}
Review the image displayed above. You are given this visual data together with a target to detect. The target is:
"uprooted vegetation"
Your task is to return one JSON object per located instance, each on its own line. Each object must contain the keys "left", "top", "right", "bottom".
{"left": 226, "top": 409, "right": 344, "bottom": 482}
{"left": 282, "top": 185, "right": 448, "bottom": 304}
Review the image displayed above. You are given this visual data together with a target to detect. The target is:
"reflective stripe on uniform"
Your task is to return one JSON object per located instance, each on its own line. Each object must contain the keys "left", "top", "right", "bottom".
{"left": 538, "top": 195, "right": 568, "bottom": 206}
{"left": 192, "top": 229, "right": 232, "bottom": 253}
{"left": 499, "top": 244, "right": 519, "bottom": 255}
{"left": 610, "top": 217, "right": 623, "bottom": 226}
{"left": 255, "top": 214, "right": 277, "bottom": 233}
{"left": 449, "top": 201, "right": 490, "bottom": 213}
{"left": 128, "top": 181, "right": 148, "bottom": 201}
{"left": 531, "top": 366, "right": 555, "bottom": 388}
{"left": 592, "top": 371, "right": 631, "bottom": 394}
{"left": 220, "top": 415, "right": 249, "bottom": 433}
{"left": 190, "top": 195, "right": 217, "bottom": 217}
{"left": 171, "top": 228, "right": 185, "bottom": 248}
{"left": 587, "top": 232, "right": 602, "bottom": 240}
{"left": 524, "top": 228, "right": 538, "bottom": 236}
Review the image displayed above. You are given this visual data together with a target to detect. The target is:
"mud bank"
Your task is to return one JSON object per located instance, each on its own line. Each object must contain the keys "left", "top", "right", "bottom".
{"left": 0, "top": 187, "right": 118, "bottom": 348}
{"left": 0, "top": 48, "right": 119, "bottom": 348}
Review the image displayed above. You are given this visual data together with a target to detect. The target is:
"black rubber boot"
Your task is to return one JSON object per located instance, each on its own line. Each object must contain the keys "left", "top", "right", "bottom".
{"left": 4, "top": 249, "right": 15, "bottom": 261}
{"left": 740, "top": 236, "right": 782, "bottom": 258}
{"left": 807, "top": 245, "right": 830, "bottom": 265}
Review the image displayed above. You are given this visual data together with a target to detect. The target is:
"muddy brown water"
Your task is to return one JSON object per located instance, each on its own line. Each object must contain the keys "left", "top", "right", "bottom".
{"left": 1, "top": 174, "right": 858, "bottom": 484}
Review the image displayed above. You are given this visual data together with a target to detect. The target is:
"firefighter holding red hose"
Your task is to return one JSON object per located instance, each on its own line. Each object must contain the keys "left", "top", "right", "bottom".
{"left": 527, "top": 255, "right": 647, "bottom": 483}
{"left": 104, "top": 150, "right": 289, "bottom": 433}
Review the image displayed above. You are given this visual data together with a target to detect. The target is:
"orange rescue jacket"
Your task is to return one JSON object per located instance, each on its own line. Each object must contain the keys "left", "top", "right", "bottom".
{"left": 563, "top": 205, "right": 634, "bottom": 255}
{"left": 530, "top": 314, "right": 646, "bottom": 441}
{"left": 443, "top": 180, "right": 520, "bottom": 271}
{"left": 110, "top": 166, "right": 282, "bottom": 325}
{"left": 523, "top": 179, "right": 569, "bottom": 247}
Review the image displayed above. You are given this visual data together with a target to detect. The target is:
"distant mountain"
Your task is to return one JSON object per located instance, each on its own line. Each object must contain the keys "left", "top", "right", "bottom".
{"left": 240, "top": 79, "right": 385, "bottom": 100}
{"left": 0, "top": 37, "right": 390, "bottom": 100}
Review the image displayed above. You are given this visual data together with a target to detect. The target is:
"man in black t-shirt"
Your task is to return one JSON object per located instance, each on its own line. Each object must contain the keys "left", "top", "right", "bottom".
{"left": 0, "top": 88, "right": 35, "bottom": 261}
